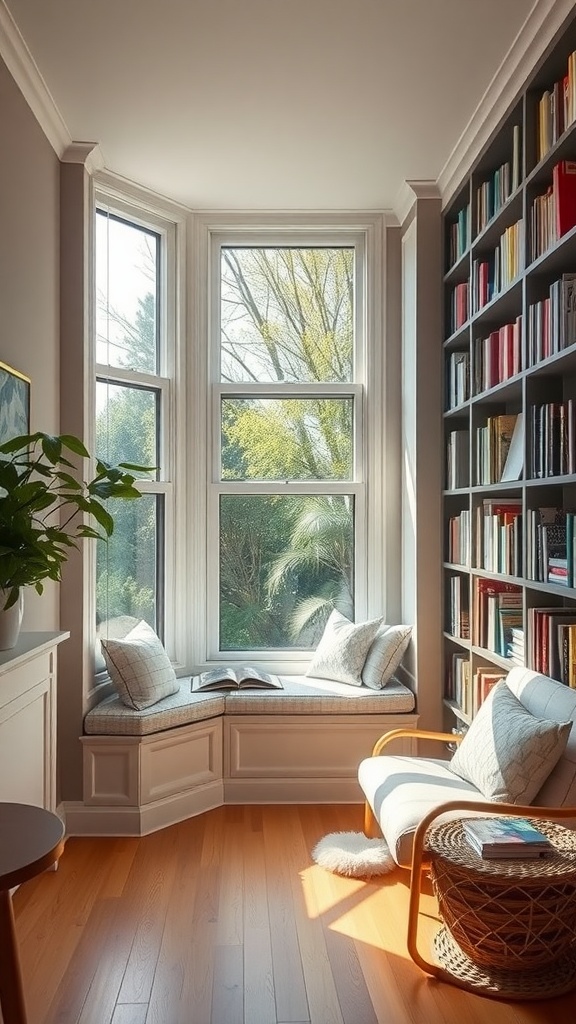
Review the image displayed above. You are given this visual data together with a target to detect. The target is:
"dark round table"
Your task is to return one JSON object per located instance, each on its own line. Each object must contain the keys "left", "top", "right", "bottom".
{"left": 0, "top": 803, "right": 65, "bottom": 1023}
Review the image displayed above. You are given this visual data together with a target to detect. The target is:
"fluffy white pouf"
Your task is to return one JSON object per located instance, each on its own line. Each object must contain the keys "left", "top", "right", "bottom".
{"left": 311, "top": 830, "right": 395, "bottom": 878}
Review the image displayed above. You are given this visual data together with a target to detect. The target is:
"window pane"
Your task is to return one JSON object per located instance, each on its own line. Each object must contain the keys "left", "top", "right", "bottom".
{"left": 221, "top": 397, "right": 353, "bottom": 481}
{"left": 96, "top": 495, "right": 163, "bottom": 636}
{"left": 220, "top": 247, "right": 354, "bottom": 383}
{"left": 96, "top": 211, "right": 159, "bottom": 373}
{"left": 96, "top": 380, "right": 159, "bottom": 479}
{"left": 219, "top": 494, "right": 354, "bottom": 650}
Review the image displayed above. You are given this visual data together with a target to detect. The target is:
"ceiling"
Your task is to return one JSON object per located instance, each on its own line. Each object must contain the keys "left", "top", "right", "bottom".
{"left": 3, "top": 0, "right": 540, "bottom": 211}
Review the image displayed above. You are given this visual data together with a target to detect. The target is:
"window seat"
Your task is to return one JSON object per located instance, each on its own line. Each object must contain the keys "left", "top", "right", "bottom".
{"left": 83, "top": 674, "right": 415, "bottom": 735}
{"left": 74, "top": 675, "right": 418, "bottom": 838}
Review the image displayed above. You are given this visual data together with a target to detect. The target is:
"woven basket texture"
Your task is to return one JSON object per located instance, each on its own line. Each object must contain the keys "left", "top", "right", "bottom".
{"left": 427, "top": 819, "right": 576, "bottom": 972}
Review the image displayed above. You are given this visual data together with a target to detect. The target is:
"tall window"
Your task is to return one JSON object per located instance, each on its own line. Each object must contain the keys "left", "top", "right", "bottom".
{"left": 94, "top": 205, "right": 171, "bottom": 641}
{"left": 210, "top": 239, "right": 366, "bottom": 656}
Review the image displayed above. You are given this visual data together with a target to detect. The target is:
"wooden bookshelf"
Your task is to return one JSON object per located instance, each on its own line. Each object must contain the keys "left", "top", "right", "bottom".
{"left": 442, "top": 10, "right": 576, "bottom": 722}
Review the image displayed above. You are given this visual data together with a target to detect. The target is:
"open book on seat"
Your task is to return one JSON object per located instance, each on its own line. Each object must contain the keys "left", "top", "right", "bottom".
{"left": 192, "top": 666, "right": 283, "bottom": 692}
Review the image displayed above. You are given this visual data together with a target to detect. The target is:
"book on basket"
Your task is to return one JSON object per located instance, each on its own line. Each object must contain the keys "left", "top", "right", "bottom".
{"left": 462, "top": 817, "right": 553, "bottom": 859}
{"left": 192, "top": 666, "right": 283, "bottom": 692}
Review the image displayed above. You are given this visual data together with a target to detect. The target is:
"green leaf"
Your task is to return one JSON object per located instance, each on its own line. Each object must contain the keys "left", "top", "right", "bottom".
{"left": 119, "top": 461, "right": 157, "bottom": 473}
{"left": 59, "top": 435, "right": 90, "bottom": 458}
{"left": 41, "top": 435, "right": 62, "bottom": 463}
{"left": 53, "top": 472, "right": 83, "bottom": 490}
{"left": 0, "top": 432, "right": 41, "bottom": 454}
{"left": 86, "top": 499, "right": 114, "bottom": 535}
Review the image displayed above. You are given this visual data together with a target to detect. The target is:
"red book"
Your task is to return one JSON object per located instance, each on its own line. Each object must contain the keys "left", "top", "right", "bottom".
{"left": 553, "top": 160, "right": 576, "bottom": 236}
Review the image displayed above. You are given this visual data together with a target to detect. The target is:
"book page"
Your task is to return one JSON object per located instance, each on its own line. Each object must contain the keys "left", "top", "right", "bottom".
{"left": 197, "top": 667, "right": 237, "bottom": 688}
{"left": 236, "top": 666, "right": 282, "bottom": 688}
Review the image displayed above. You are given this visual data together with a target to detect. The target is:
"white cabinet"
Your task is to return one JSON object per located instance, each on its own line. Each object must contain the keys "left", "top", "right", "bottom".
{"left": 0, "top": 632, "right": 68, "bottom": 810}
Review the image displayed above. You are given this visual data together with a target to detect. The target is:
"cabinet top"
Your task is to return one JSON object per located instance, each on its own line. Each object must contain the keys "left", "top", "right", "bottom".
{"left": 0, "top": 631, "right": 70, "bottom": 673}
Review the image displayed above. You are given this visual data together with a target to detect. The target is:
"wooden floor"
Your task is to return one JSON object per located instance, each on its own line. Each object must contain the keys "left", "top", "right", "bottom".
{"left": 9, "top": 804, "right": 576, "bottom": 1023}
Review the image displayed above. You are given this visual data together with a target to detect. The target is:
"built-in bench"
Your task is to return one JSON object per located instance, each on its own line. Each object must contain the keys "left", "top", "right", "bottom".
{"left": 74, "top": 674, "right": 418, "bottom": 837}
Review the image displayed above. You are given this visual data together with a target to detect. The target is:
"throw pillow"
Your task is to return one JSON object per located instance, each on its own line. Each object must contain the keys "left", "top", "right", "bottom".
{"left": 361, "top": 624, "right": 412, "bottom": 689}
{"left": 100, "top": 619, "right": 179, "bottom": 710}
{"left": 306, "top": 610, "right": 383, "bottom": 686}
{"left": 449, "top": 680, "right": 572, "bottom": 803}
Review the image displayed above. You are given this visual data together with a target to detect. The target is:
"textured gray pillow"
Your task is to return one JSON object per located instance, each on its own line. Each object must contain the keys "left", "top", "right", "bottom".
{"left": 362, "top": 624, "right": 412, "bottom": 689}
{"left": 100, "top": 620, "right": 179, "bottom": 710}
{"left": 449, "top": 680, "right": 572, "bottom": 803}
{"left": 306, "top": 610, "right": 383, "bottom": 686}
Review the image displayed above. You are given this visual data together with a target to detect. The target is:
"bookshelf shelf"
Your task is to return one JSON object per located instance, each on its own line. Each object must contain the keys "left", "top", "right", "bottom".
{"left": 442, "top": 7, "right": 576, "bottom": 722}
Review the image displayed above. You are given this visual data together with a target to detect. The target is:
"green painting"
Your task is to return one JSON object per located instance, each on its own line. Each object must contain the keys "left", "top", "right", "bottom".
{"left": 0, "top": 362, "right": 30, "bottom": 445}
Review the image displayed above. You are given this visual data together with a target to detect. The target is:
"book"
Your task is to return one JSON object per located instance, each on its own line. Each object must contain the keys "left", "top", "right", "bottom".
{"left": 192, "top": 667, "right": 283, "bottom": 691}
{"left": 500, "top": 412, "right": 524, "bottom": 481}
{"left": 553, "top": 160, "right": 576, "bottom": 237}
{"left": 462, "top": 818, "right": 553, "bottom": 859}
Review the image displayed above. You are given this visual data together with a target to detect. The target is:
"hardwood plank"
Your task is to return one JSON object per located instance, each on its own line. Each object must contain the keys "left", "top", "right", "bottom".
{"left": 262, "top": 806, "right": 310, "bottom": 1022}
{"left": 42, "top": 897, "right": 120, "bottom": 1024}
{"left": 98, "top": 838, "right": 141, "bottom": 899}
{"left": 15, "top": 841, "right": 124, "bottom": 1022}
{"left": 110, "top": 1005, "right": 148, "bottom": 1024}
{"left": 116, "top": 824, "right": 180, "bottom": 1004}
{"left": 243, "top": 813, "right": 277, "bottom": 1024}
{"left": 285, "top": 806, "right": 351, "bottom": 1024}
{"left": 215, "top": 819, "right": 243, "bottom": 946}
{"left": 145, "top": 814, "right": 207, "bottom": 1024}
{"left": 211, "top": 945, "right": 243, "bottom": 1024}
{"left": 180, "top": 807, "right": 226, "bottom": 1023}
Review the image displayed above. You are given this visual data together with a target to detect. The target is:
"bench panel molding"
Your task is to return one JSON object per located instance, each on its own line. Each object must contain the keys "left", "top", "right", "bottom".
{"left": 225, "top": 714, "right": 418, "bottom": 779}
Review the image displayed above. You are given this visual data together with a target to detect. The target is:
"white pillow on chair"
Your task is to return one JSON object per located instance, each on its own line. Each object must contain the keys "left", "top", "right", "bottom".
{"left": 449, "top": 680, "right": 572, "bottom": 803}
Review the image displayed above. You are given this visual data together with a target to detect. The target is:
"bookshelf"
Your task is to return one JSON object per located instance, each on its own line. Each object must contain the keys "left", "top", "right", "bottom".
{"left": 442, "top": 10, "right": 576, "bottom": 726}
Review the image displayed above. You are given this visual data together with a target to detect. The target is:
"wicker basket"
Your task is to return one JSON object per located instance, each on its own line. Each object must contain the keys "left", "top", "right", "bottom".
{"left": 427, "top": 819, "right": 576, "bottom": 972}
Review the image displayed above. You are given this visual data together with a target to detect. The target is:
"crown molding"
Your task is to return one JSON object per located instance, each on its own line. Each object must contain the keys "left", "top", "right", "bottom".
{"left": 438, "top": 0, "right": 576, "bottom": 207}
{"left": 0, "top": 0, "right": 70, "bottom": 156}
{"left": 62, "top": 143, "right": 104, "bottom": 173}
{"left": 394, "top": 180, "right": 441, "bottom": 226}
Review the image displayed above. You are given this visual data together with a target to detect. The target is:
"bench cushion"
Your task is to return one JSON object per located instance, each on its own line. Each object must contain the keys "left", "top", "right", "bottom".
{"left": 84, "top": 674, "right": 416, "bottom": 736}
{"left": 224, "top": 674, "right": 416, "bottom": 714}
{"left": 84, "top": 680, "right": 225, "bottom": 736}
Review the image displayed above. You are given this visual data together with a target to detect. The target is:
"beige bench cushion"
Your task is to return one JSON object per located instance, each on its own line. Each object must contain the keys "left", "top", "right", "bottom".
{"left": 84, "top": 674, "right": 416, "bottom": 736}
{"left": 84, "top": 680, "right": 225, "bottom": 736}
{"left": 224, "top": 675, "right": 416, "bottom": 714}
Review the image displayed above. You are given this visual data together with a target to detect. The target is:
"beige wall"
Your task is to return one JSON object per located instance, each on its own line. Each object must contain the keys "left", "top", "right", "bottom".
{"left": 0, "top": 55, "right": 60, "bottom": 631}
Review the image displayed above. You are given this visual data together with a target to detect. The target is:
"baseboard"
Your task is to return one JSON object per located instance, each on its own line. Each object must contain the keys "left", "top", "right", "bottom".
{"left": 223, "top": 776, "right": 364, "bottom": 804}
{"left": 62, "top": 780, "right": 224, "bottom": 836}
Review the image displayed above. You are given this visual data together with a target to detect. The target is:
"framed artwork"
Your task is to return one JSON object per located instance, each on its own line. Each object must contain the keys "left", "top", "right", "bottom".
{"left": 0, "top": 361, "right": 31, "bottom": 445}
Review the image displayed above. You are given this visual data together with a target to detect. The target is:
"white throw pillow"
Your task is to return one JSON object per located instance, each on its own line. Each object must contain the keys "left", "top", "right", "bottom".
{"left": 362, "top": 624, "right": 412, "bottom": 689}
{"left": 306, "top": 610, "right": 383, "bottom": 686}
{"left": 100, "top": 620, "right": 179, "bottom": 710}
{"left": 449, "top": 680, "right": 572, "bottom": 803}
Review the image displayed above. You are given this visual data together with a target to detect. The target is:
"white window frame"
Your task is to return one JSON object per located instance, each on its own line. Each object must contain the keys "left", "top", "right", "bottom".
{"left": 91, "top": 182, "right": 186, "bottom": 664}
{"left": 195, "top": 217, "right": 387, "bottom": 671}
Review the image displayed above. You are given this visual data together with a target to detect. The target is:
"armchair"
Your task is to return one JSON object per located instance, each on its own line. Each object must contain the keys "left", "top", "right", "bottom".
{"left": 357, "top": 667, "right": 576, "bottom": 995}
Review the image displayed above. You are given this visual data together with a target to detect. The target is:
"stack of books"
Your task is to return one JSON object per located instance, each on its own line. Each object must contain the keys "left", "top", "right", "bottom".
{"left": 462, "top": 817, "right": 553, "bottom": 859}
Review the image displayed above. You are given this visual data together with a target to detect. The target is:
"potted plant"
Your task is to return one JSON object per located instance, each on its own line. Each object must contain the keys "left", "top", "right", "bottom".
{"left": 0, "top": 431, "right": 148, "bottom": 649}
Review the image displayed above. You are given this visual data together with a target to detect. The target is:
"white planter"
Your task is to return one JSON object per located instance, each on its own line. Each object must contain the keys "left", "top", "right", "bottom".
{"left": 0, "top": 589, "right": 24, "bottom": 650}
